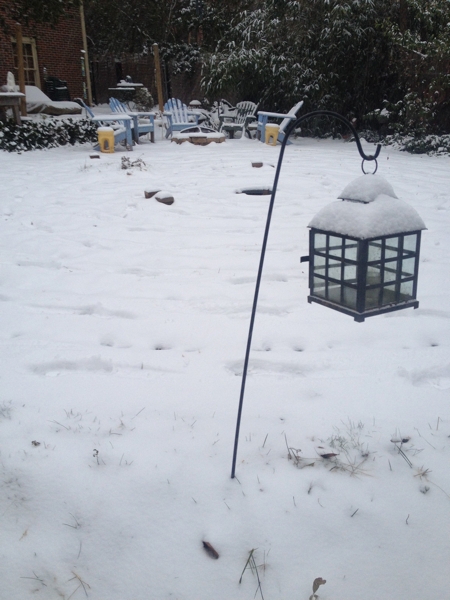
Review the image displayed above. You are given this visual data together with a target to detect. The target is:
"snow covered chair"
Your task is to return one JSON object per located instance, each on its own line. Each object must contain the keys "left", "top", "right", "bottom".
{"left": 219, "top": 101, "right": 258, "bottom": 139}
{"left": 109, "top": 97, "right": 155, "bottom": 143}
{"left": 256, "top": 100, "right": 304, "bottom": 145}
{"left": 163, "top": 98, "right": 200, "bottom": 138}
{"left": 77, "top": 98, "right": 133, "bottom": 150}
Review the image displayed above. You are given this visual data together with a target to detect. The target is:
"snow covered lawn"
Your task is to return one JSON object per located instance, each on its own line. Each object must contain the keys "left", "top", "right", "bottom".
{"left": 1, "top": 135, "right": 449, "bottom": 600}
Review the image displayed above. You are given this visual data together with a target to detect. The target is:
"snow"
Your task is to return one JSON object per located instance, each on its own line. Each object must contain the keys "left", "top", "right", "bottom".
{"left": 1, "top": 133, "right": 450, "bottom": 600}
{"left": 21, "top": 85, "right": 82, "bottom": 115}
{"left": 338, "top": 174, "right": 397, "bottom": 203}
{"left": 309, "top": 173, "right": 426, "bottom": 238}
{"left": 309, "top": 195, "right": 427, "bottom": 239}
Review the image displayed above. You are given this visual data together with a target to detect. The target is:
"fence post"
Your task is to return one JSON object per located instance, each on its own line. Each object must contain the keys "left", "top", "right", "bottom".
{"left": 153, "top": 43, "right": 165, "bottom": 110}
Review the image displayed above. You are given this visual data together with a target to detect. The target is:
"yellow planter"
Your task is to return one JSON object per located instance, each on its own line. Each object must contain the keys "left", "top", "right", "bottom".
{"left": 265, "top": 123, "right": 280, "bottom": 146}
{"left": 97, "top": 127, "right": 115, "bottom": 153}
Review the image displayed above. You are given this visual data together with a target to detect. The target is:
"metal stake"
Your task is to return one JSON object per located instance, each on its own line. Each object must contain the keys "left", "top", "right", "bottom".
{"left": 231, "top": 111, "right": 380, "bottom": 478}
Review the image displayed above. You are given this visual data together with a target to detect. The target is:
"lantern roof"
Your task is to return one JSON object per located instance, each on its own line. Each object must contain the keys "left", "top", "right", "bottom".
{"left": 308, "top": 174, "right": 426, "bottom": 239}
{"left": 338, "top": 174, "right": 397, "bottom": 203}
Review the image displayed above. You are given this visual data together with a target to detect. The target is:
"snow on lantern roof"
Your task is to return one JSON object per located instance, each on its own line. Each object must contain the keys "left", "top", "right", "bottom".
{"left": 338, "top": 174, "right": 397, "bottom": 203}
{"left": 308, "top": 175, "right": 426, "bottom": 239}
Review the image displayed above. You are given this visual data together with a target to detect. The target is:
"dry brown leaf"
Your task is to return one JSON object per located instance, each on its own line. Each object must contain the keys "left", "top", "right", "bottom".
{"left": 202, "top": 541, "right": 219, "bottom": 559}
{"left": 312, "top": 577, "right": 326, "bottom": 594}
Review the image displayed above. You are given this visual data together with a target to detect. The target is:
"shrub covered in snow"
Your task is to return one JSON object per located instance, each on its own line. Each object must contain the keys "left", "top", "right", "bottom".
{"left": 0, "top": 118, "right": 97, "bottom": 152}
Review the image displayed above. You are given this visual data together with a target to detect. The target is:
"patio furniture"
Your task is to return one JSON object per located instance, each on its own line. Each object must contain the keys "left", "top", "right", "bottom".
{"left": 90, "top": 114, "right": 133, "bottom": 151}
{"left": 77, "top": 99, "right": 133, "bottom": 150}
{"left": 23, "top": 85, "right": 81, "bottom": 115}
{"left": 163, "top": 98, "right": 199, "bottom": 138}
{"left": 171, "top": 125, "right": 226, "bottom": 145}
{"left": 44, "top": 77, "right": 71, "bottom": 101}
{"left": 256, "top": 100, "right": 304, "bottom": 145}
{"left": 0, "top": 92, "right": 25, "bottom": 124}
{"left": 219, "top": 101, "right": 258, "bottom": 139}
{"left": 109, "top": 97, "right": 155, "bottom": 143}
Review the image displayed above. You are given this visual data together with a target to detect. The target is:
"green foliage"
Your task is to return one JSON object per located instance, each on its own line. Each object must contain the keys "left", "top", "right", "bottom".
{"left": 83, "top": 0, "right": 237, "bottom": 65}
{"left": 384, "top": 133, "right": 450, "bottom": 155}
{"left": 0, "top": 0, "right": 80, "bottom": 30}
{"left": 134, "top": 87, "right": 154, "bottom": 111}
{"left": 202, "top": 0, "right": 383, "bottom": 111}
{"left": 202, "top": 0, "right": 450, "bottom": 135}
{"left": 0, "top": 119, "right": 97, "bottom": 152}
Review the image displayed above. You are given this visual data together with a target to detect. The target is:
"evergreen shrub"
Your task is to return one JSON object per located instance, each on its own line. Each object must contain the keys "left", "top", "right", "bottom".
{"left": 0, "top": 118, "right": 97, "bottom": 152}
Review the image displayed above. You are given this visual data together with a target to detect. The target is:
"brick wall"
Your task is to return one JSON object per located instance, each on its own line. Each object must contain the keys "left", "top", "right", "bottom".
{"left": 0, "top": 4, "right": 85, "bottom": 99}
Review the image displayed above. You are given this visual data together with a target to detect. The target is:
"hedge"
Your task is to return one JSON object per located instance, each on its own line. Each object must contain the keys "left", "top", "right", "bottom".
{"left": 0, "top": 118, "right": 98, "bottom": 152}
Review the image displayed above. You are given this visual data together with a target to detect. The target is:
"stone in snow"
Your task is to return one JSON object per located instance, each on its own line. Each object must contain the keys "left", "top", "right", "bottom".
{"left": 155, "top": 192, "right": 174, "bottom": 205}
{"left": 144, "top": 188, "right": 160, "bottom": 199}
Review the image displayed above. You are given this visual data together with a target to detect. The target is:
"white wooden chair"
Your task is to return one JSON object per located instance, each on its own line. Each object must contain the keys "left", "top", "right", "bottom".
{"left": 219, "top": 101, "right": 258, "bottom": 139}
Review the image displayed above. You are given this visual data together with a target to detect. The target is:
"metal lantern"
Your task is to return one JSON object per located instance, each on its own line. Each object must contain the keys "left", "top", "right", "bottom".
{"left": 306, "top": 175, "right": 426, "bottom": 322}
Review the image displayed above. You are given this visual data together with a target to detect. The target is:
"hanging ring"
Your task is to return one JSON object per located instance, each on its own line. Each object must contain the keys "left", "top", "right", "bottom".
{"left": 361, "top": 158, "right": 378, "bottom": 174}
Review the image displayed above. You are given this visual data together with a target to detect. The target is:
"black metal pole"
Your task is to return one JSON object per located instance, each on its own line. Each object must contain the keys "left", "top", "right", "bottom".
{"left": 231, "top": 111, "right": 380, "bottom": 479}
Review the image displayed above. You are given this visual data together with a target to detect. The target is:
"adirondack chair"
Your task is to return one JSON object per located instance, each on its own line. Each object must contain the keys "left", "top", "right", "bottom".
{"left": 76, "top": 98, "right": 133, "bottom": 150}
{"left": 256, "top": 100, "right": 304, "bottom": 145}
{"left": 109, "top": 97, "right": 155, "bottom": 143}
{"left": 219, "top": 101, "right": 258, "bottom": 139}
{"left": 163, "top": 98, "right": 200, "bottom": 138}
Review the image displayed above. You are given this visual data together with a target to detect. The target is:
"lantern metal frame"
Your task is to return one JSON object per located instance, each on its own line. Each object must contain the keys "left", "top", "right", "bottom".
{"left": 231, "top": 111, "right": 382, "bottom": 479}
{"left": 307, "top": 228, "right": 422, "bottom": 322}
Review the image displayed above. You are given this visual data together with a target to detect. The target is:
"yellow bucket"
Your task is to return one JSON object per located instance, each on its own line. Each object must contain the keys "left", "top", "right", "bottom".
{"left": 265, "top": 124, "right": 280, "bottom": 146}
{"left": 97, "top": 126, "right": 115, "bottom": 153}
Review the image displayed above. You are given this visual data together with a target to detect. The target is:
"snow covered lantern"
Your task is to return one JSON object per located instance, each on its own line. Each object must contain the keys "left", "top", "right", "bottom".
{"left": 306, "top": 174, "right": 426, "bottom": 322}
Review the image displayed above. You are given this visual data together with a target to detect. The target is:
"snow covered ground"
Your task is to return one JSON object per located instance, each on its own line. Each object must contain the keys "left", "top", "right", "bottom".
{"left": 1, "top": 132, "right": 449, "bottom": 600}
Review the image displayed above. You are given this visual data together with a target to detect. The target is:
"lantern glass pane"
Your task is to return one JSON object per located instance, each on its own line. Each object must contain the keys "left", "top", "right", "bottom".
{"left": 368, "top": 241, "right": 382, "bottom": 262}
{"left": 383, "top": 263, "right": 397, "bottom": 283}
{"left": 314, "top": 254, "right": 326, "bottom": 274}
{"left": 344, "top": 241, "right": 358, "bottom": 261}
{"left": 403, "top": 234, "right": 417, "bottom": 252}
{"left": 344, "top": 264, "right": 357, "bottom": 281}
{"left": 313, "top": 277, "right": 326, "bottom": 297}
{"left": 402, "top": 257, "right": 415, "bottom": 278}
{"left": 367, "top": 264, "right": 382, "bottom": 286}
{"left": 382, "top": 284, "right": 397, "bottom": 305}
{"left": 314, "top": 233, "right": 327, "bottom": 252}
{"left": 400, "top": 280, "right": 414, "bottom": 300}
{"left": 343, "top": 286, "right": 357, "bottom": 309}
{"left": 366, "top": 286, "right": 381, "bottom": 309}
{"left": 384, "top": 237, "right": 399, "bottom": 259}
{"left": 328, "top": 283, "right": 341, "bottom": 303}
{"left": 329, "top": 236, "right": 343, "bottom": 258}
{"left": 328, "top": 258, "right": 341, "bottom": 280}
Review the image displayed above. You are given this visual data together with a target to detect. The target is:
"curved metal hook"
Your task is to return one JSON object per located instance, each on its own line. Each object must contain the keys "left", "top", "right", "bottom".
{"left": 284, "top": 110, "right": 381, "bottom": 162}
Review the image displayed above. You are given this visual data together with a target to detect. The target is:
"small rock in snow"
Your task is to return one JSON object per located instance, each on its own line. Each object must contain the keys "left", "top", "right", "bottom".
{"left": 155, "top": 192, "right": 175, "bottom": 205}
{"left": 144, "top": 189, "right": 160, "bottom": 199}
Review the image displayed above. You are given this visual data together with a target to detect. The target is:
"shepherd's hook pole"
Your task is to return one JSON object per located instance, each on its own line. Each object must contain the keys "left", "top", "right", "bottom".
{"left": 231, "top": 111, "right": 381, "bottom": 478}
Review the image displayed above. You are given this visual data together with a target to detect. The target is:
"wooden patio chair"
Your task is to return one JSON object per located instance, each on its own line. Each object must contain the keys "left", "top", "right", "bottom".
{"left": 256, "top": 100, "right": 304, "bottom": 145}
{"left": 76, "top": 98, "right": 133, "bottom": 150}
{"left": 219, "top": 101, "right": 258, "bottom": 139}
{"left": 109, "top": 97, "right": 156, "bottom": 143}
{"left": 163, "top": 98, "right": 200, "bottom": 138}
